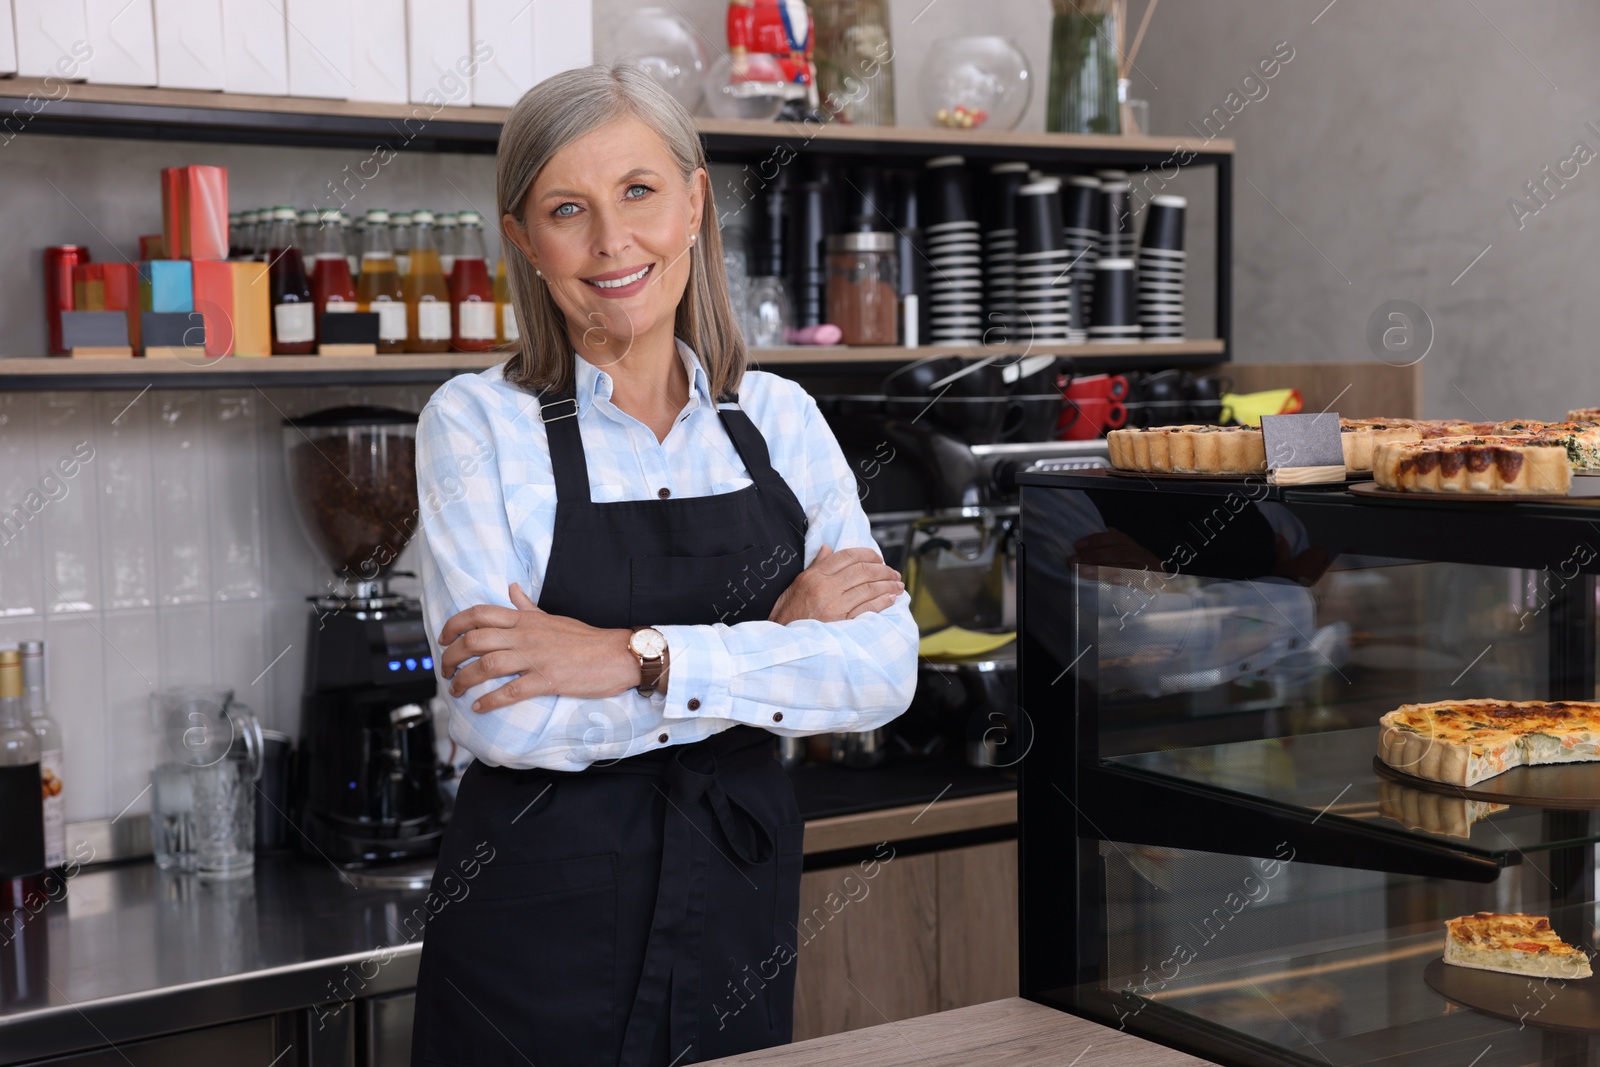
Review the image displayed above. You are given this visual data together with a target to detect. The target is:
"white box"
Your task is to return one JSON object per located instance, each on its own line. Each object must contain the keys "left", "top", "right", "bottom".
{"left": 0, "top": 0, "right": 19, "bottom": 76}
{"left": 407, "top": 0, "right": 472, "bottom": 108}
{"left": 469, "top": 0, "right": 534, "bottom": 107}
{"left": 84, "top": 0, "right": 156, "bottom": 86}
{"left": 221, "top": 0, "right": 288, "bottom": 95}
{"left": 285, "top": 0, "right": 352, "bottom": 99}
{"left": 152, "top": 0, "right": 225, "bottom": 91}
{"left": 531, "top": 0, "right": 590, "bottom": 86}
{"left": 13, "top": 0, "right": 92, "bottom": 80}
{"left": 350, "top": 0, "right": 408, "bottom": 105}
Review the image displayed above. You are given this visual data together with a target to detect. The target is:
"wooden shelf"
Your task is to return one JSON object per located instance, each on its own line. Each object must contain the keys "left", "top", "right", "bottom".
{"left": 0, "top": 341, "right": 1225, "bottom": 391}
{"left": 1, "top": 78, "right": 1233, "bottom": 161}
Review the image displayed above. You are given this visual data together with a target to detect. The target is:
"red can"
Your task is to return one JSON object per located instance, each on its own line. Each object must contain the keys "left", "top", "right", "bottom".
{"left": 45, "top": 246, "right": 90, "bottom": 356}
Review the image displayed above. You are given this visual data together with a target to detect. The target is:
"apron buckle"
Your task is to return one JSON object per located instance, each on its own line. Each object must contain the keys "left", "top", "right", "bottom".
{"left": 539, "top": 397, "right": 578, "bottom": 423}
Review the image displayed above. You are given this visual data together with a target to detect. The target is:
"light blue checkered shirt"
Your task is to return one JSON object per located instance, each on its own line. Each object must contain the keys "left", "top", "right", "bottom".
{"left": 416, "top": 339, "right": 918, "bottom": 771}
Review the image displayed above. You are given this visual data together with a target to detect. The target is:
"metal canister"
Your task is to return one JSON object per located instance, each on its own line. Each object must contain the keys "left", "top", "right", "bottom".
{"left": 45, "top": 245, "right": 90, "bottom": 355}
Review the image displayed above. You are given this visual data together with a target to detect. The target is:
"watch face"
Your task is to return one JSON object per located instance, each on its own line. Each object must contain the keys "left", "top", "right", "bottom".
{"left": 631, "top": 628, "right": 667, "bottom": 659}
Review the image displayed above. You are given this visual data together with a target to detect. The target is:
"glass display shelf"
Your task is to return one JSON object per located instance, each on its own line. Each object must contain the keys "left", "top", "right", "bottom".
{"left": 1105, "top": 728, "right": 1600, "bottom": 862}
{"left": 1041, "top": 899, "right": 1600, "bottom": 1067}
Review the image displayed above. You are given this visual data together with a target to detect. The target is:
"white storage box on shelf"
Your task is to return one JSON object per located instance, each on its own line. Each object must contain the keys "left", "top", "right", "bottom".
{"left": 407, "top": 0, "right": 473, "bottom": 107}
{"left": 469, "top": 0, "right": 534, "bottom": 107}
{"left": 0, "top": 1, "right": 15, "bottom": 76}
{"left": 84, "top": 0, "right": 156, "bottom": 86}
{"left": 221, "top": 0, "right": 289, "bottom": 96}
{"left": 349, "top": 0, "right": 409, "bottom": 105}
{"left": 13, "top": 0, "right": 92, "bottom": 80}
{"left": 532, "top": 0, "right": 591, "bottom": 85}
{"left": 152, "top": 0, "right": 225, "bottom": 90}
{"left": 285, "top": 0, "right": 353, "bottom": 99}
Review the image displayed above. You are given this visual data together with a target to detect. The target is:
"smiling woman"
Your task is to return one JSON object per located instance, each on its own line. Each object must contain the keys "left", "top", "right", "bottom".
{"left": 407, "top": 65, "right": 917, "bottom": 1067}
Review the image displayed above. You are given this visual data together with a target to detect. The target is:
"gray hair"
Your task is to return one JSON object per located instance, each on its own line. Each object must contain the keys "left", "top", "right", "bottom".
{"left": 496, "top": 64, "right": 747, "bottom": 401}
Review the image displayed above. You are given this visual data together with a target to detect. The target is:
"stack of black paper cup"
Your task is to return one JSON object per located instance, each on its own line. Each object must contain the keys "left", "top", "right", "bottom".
{"left": 1097, "top": 171, "right": 1134, "bottom": 260}
{"left": 924, "top": 156, "right": 984, "bottom": 343}
{"left": 1089, "top": 258, "right": 1140, "bottom": 343}
{"left": 1011, "top": 179, "right": 1075, "bottom": 345}
{"left": 982, "top": 162, "right": 1029, "bottom": 343}
{"left": 1137, "top": 194, "right": 1186, "bottom": 340}
{"left": 1061, "top": 176, "right": 1101, "bottom": 343}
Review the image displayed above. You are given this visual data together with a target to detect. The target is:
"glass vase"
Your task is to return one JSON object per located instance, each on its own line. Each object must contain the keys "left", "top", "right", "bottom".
{"left": 812, "top": 0, "right": 895, "bottom": 125}
{"left": 1047, "top": 0, "right": 1121, "bottom": 135}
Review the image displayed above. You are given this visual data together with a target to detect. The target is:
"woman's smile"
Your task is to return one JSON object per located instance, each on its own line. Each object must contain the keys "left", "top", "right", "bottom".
{"left": 582, "top": 262, "right": 655, "bottom": 296}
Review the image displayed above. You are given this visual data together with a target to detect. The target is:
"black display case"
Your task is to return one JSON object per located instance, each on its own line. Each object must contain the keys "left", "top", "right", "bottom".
{"left": 1017, "top": 468, "right": 1600, "bottom": 1067}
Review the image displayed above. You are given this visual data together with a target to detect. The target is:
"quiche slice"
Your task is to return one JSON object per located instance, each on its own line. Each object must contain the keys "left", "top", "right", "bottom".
{"left": 1377, "top": 698, "right": 1600, "bottom": 786}
{"left": 1340, "top": 418, "right": 1422, "bottom": 472}
{"left": 1372, "top": 436, "right": 1571, "bottom": 495}
{"left": 1488, "top": 421, "right": 1600, "bottom": 470}
{"left": 1444, "top": 912, "right": 1593, "bottom": 980}
{"left": 1567, "top": 407, "right": 1600, "bottom": 423}
{"left": 1106, "top": 426, "right": 1266, "bottom": 475}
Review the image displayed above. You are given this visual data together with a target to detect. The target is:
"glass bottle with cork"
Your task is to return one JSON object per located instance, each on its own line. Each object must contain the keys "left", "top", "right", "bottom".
{"left": 19, "top": 642, "right": 63, "bottom": 876}
{"left": 0, "top": 648, "right": 45, "bottom": 910}
{"left": 356, "top": 209, "right": 408, "bottom": 354}
{"left": 450, "top": 210, "right": 497, "bottom": 352}
{"left": 405, "top": 210, "right": 453, "bottom": 353}
{"left": 266, "top": 206, "right": 316, "bottom": 356}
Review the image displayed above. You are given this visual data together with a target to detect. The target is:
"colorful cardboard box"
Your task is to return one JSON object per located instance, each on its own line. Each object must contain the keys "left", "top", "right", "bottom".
{"left": 138, "top": 260, "right": 193, "bottom": 313}
{"left": 160, "top": 165, "right": 229, "bottom": 261}
{"left": 229, "top": 262, "right": 272, "bottom": 357}
{"left": 191, "top": 260, "right": 235, "bottom": 357}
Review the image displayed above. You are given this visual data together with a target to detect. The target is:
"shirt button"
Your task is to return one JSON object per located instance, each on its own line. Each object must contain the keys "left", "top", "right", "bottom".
{"left": 657, "top": 487, "right": 671, "bottom": 499}
{"left": 687, "top": 698, "right": 701, "bottom": 711}
{"left": 772, "top": 712, "right": 783, "bottom": 723}
{"left": 658, "top": 732, "right": 669, "bottom": 743}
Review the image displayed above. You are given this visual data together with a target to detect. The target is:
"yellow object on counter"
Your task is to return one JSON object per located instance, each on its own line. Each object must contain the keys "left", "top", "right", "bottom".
{"left": 919, "top": 626, "right": 1016, "bottom": 661}
{"left": 1223, "top": 388, "right": 1304, "bottom": 426}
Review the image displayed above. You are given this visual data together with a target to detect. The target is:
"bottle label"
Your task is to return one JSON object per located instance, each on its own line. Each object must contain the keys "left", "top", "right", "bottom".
{"left": 325, "top": 301, "right": 358, "bottom": 313}
{"left": 274, "top": 303, "right": 315, "bottom": 343}
{"left": 440, "top": 255, "right": 457, "bottom": 275}
{"left": 396, "top": 254, "right": 412, "bottom": 276}
{"left": 40, "top": 749, "right": 64, "bottom": 868}
{"left": 374, "top": 302, "right": 408, "bottom": 341}
{"left": 418, "top": 302, "right": 452, "bottom": 340}
{"left": 459, "top": 302, "right": 497, "bottom": 340}
{"left": 502, "top": 304, "right": 520, "bottom": 341}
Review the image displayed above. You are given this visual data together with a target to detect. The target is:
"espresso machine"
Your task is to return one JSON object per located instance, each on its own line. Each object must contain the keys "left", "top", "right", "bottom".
{"left": 282, "top": 406, "right": 445, "bottom": 868}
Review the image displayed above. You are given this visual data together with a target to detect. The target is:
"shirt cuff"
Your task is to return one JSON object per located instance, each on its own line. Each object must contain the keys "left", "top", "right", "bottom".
{"left": 655, "top": 624, "right": 733, "bottom": 721}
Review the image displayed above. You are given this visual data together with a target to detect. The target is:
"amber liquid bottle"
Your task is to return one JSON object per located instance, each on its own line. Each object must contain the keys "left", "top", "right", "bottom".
{"left": 405, "top": 211, "right": 452, "bottom": 353}
{"left": 357, "top": 209, "right": 408, "bottom": 354}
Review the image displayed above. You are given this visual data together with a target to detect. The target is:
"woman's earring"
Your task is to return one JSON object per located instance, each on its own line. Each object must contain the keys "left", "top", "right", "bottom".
{"left": 535, "top": 268, "right": 543, "bottom": 277}
{"left": 689, "top": 233, "right": 697, "bottom": 243}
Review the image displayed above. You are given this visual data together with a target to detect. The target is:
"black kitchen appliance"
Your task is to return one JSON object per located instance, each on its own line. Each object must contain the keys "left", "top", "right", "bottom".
{"left": 281, "top": 406, "right": 445, "bottom": 867}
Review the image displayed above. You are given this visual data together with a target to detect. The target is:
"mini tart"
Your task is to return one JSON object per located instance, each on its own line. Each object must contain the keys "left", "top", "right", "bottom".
{"left": 1372, "top": 436, "right": 1571, "bottom": 494}
{"left": 1377, "top": 698, "right": 1600, "bottom": 786}
{"left": 1491, "top": 421, "right": 1600, "bottom": 470}
{"left": 1106, "top": 426, "right": 1265, "bottom": 475}
{"left": 1339, "top": 418, "right": 1422, "bottom": 472}
{"left": 1444, "top": 912, "right": 1593, "bottom": 979}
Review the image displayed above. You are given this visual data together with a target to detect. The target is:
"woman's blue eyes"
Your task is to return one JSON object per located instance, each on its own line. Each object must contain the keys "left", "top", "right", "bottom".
{"left": 551, "top": 184, "right": 653, "bottom": 218}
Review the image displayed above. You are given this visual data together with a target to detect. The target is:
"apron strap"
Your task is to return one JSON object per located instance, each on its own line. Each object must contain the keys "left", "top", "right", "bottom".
{"left": 715, "top": 403, "right": 784, "bottom": 485}
{"left": 537, "top": 389, "right": 591, "bottom": 505}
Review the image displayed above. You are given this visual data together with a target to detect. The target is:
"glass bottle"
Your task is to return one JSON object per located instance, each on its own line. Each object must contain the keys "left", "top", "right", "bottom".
{"left": 405, "top": 210, "right": 453, "bottom": 353}
{"left": 297, "top": 208, "right": 319, "bottom": 252}
{"left": 437, "top": 212, "right": 459, "bottom": 279}
{"left": 811, "top": 0, "right": 895, "bottom": 125}
{"left": 241, "top": 209, "right": 262, "bottom": 260}
{"left": 266, "top": 206, "right": 316, "bottom": 355}
{"left": 494, "top": 256, "right": 518, "bottom": 344}
{"left": 392, "top": 211, "right": 414, "bottom": 277}
{"left": 227, "top": 213, "right": 243, "bottom": 259}
{"left": 344, "top": 213, "right": 364, "bottom": 279}
{"left": 1047, "top": 0, "right": 1121, "bottom": 135}
{"left": 0, "top": 649, "right": 45, "bottom": 908}
{"left": 310, "top": 208, "right": 359, "bottom": 332}
{"left": 357, "top": 209, "right": 408, "bottom": 354}
{"left": 19, "top": 643, "right": 63, "bottom": 874}
{"left": 450, "top": 209, "right": 497, "bottom": 352}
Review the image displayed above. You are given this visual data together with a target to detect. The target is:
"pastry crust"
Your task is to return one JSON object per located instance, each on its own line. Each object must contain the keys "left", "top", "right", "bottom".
{"left": 1567, "top": 407, "right": 1600, "bottom": 423}
{"left": 1339, "top": 418, "right": 1423, "bottom": 472}
{"left": 1372, "top": 436, "right": 1571, "bottom": 494}
{"left": 1106, "top": 426, "right": 1266, "bottom": 474}
{"left": 1377, "top": 698, "right": 1600, "bottom": 786}
{"left": 1444, "top": 912, "right": 1593, "bottom": 979}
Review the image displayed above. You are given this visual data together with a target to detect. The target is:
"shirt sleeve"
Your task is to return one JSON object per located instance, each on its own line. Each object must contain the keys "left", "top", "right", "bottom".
{"left": 654, "top": 387, "right": 919, "bottom": 735}
{"left": 416, "top": 382, "right": 665, "bottom": 772}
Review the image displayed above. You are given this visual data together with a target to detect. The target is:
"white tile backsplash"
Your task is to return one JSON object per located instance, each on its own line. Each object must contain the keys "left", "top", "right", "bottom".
{"left": 3, "top": 384, "right": 438, "bottom": 823}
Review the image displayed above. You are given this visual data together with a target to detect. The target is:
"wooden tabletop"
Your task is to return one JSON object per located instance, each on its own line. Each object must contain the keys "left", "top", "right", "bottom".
{"left": 699, "top": 998, "right": 1220, "bottom": 1066}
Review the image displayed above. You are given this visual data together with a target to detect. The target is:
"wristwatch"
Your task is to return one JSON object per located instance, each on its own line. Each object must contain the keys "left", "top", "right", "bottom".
{"left": 628, "top": 627, "right": 669, "bottom": 696}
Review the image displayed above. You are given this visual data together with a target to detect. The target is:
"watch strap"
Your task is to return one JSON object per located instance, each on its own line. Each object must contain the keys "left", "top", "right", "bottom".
{"left": 632, "top": 626, "right": 666, "bottom": 696}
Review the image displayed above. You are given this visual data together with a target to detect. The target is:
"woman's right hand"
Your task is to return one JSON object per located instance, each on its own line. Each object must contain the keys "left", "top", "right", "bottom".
{"left": 769, "top": 545, "right": 905, "bottom": 625}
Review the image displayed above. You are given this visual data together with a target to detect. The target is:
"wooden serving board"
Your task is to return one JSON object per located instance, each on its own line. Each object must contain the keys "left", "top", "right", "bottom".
{"left": 1105, "top": 468, "right": 1372, "bottom": 485}
{"left": 1424, "top": 957, "right": 1600, "bottom": 1035}
{"left": 1347, "top": 481, "right": 1600, "bottom": 504}
{"left": 1372, "top": 756, "right": 1600, "bottom": 810}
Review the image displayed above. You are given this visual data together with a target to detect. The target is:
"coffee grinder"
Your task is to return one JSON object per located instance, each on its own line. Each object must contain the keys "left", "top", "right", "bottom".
{"left": 282, "top": 406, "right": 445, "bottom": 867}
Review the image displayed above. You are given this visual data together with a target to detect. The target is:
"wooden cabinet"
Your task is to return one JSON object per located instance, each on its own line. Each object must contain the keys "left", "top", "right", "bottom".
{"left": 791, "top": 840, "right": 1018, "bottom": 1041}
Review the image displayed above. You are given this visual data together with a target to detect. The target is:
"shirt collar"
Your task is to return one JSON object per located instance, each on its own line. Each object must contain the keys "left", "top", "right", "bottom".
{"left": 571, "top": 338, "right": 714, "bottom": 420}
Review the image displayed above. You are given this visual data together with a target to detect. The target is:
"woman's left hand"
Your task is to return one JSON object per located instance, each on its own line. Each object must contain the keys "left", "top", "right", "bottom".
{"left": 438, "top": 583, "right": 637, "bottom": 711}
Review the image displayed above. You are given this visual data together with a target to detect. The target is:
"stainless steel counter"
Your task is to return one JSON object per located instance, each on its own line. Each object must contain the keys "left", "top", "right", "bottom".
{"left": 0, "top": 856, "right": 428, "bottom": 1065}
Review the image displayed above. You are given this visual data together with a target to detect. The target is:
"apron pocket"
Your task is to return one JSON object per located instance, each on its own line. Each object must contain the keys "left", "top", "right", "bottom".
{"left": 418, "top": 852, "right": 619, "bottom": 1066}
{"left": 631, "top": 544, "right": 771, "bottom": 626}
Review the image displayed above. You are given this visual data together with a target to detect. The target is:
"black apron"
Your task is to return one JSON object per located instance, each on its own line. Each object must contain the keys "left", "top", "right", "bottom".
{"left": 411, "top": 385, "right": 809, "bottom": 1067}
